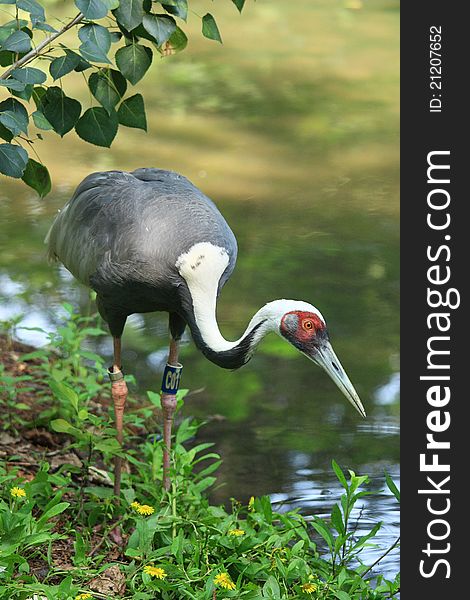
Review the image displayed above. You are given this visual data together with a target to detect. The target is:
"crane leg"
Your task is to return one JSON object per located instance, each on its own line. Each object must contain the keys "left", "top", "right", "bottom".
{"left": 108, "top": 336, "right": 128, "bottom": 497}
{"left": 160, "top": 338, "right": 183, "bottom": 491}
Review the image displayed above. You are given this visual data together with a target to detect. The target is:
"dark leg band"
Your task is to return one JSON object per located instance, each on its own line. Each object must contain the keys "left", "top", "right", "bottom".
{"left": 108, "top": 367, "right": 124, "bottom": 382}
{"left": 161, "top": 363, "right": 183, "bottom": 395}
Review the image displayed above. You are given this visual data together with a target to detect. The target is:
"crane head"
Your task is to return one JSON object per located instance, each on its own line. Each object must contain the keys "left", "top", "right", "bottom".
{"left": 277, "top": 303, "right": 366, "bottom": 417}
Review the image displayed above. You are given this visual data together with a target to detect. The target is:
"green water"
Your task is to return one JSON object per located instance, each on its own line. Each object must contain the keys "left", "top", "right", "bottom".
{"left": 0, "top": 0, "right": 399, "bottom": 575}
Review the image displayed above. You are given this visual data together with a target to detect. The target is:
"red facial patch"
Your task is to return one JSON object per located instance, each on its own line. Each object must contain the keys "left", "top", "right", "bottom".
{"left": 280, "top": 311, "right": 325, "bottom": 342}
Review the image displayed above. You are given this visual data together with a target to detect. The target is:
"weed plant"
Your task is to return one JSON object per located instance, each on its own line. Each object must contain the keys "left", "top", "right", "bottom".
{"left": 0, "top": 307, "right": 400, "bottom": 599}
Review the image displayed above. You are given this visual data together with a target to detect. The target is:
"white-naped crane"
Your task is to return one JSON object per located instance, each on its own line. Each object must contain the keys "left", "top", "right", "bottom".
{"left": 46, "top": 168, "right": 366, "bottom": 495}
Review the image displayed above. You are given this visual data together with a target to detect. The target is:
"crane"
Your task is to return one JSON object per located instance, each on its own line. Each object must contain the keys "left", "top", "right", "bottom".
{"left": 46, "top": 168, "right": 366, "bottom": 496}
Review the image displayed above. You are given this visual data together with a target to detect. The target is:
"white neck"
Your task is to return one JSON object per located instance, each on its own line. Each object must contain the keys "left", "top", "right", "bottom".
{"left": 175, "top": 241, "right": 324, "bottom": 364}
{"left": 195, "top": 299, "right": 286, "bottom": 354}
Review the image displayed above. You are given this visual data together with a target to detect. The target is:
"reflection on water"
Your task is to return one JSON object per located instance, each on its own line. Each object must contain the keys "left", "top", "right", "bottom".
{"left": 0, "top": 0, "right": 399, "bottom": 578}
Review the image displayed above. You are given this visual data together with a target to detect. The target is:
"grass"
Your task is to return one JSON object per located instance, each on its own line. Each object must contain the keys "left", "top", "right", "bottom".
{"left": 0, "top": 306, "right": 399, "bottom": 599}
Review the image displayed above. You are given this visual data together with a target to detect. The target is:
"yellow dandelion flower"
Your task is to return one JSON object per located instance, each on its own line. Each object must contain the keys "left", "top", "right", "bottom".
{"left": 136, "top": 504, "right": 155, "bottom": 516}
{"left": 300, "top": 582, "right": 317, "bottom": 594}
{"left": 228, "top": 528, "right": 245, "bottom": 536}
{"left": 214, "top": 572, "right": 236, "bottom": 590}
{"left": 248, "top": 496, "right": 255, "bottom": 510}
{"left": 75, "top": 594, "right": 93, "bottom": 600}
{"left": 10, "top": 487, "right": 26, "bottom": 499}
{"left": 130, "top": 501, "right": 141, "bottom": 510}
{"left": 143, "top": 565, "right": 167, "bottom": 579}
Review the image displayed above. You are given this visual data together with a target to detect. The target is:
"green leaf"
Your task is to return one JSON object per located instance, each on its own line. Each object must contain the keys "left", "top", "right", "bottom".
{"left": 384, "top": 470, "right": 400, "bottom": 503}
{"left": 162, "top": 25, "right": 187, "bottom": 54}
{"left": 0, "top": 143, "right": 28, "bottom": 177}
{"left": 330, "top": 503, "right": 344, "bottom": 535}
{"left": 21, "top": 158, "right": 51, "bottom": 197}
{"left": 202, "top": 13, "right": 222, "bottom": 43}
{"left": 117, "top": 93, "right": 146, "bottom": 130}
{"left": 195, "top": 459, "right": 222, "bottom": 479}
{"left": 50, "top": 418, "right": 73, "bottom": 433}
{"left": 10, "top": 66, "right": 46, "bottom": 84}
{"left": 63, "top": 49, "right": 92, "bottom": 73}
{"left": 194, "top": 476, "right": 216, "bottom": 493}
{"left": 333, "top": 593, "right": 352, "bottom": 600}
{"left": 162, "top": 0, "right": 187, "bottom": 21}
{"left": 260, "top": 495, "right": 273, "bottom": 524}
{"left": 31, "top": 85, "right": 47, "bottom": 108}
{"left": 33, "top": 21, "right": 56, "bottom": 33}
{"left": 0, "top": 97, "right": 28, "bottom": 133}
{"left": 11, "top": 82, "right": 32, "bottom": 101}
{"left": 75, "top": 0, "right": 109, "bottom": 20}
{"left": 0, "top": 110, "right": 28, "bottom": 136}
{"left": 0, "top": 79, "right": 26, "bottom": 91}
{"left": 50, "top": 52, "right": 81, "bottom": 80}
{"left": 80, "top": 41, "right": 111, "bottom": 64}
{"left": 2, "top": 30, "right": 31, "bottom": 53}
{"left": 332, "top": 459, "right": 348, "bottom": 489}
{"left": 114, "top": 0, "right": 144, "bottom": 31}
{"left": 58, "top": 576, "right": 72, "bottom": 596}
{"left": 50, "top": 380, "right": 79, "bottom": 411}
{"left": 0, "top": 50, "right": 15, "bottom": 67}
{"left": 0, "top": 122, "right": 13, "bottom": 142}
{"left": 32, "top": 110, "right": 52, "bottom": 130}
{"left": 42, "top": 87, "right": 82, "bottom": 136}
{"left": 115, "top": 43, "right": 152, "bottom": 84}
{"left": 142, "top": 13, "right": 176, "bottom": 46}
{"left": 0, "top": 24, "right": 15, "bottom": 45}
{"left": 17, "top": 0, "right": 45, "bottom": 23}
{"left": 75, "top": 107, "right": 118, "bottom": 147}
{"left": 1, "top": 18, "right": 28, "bottom": 30}
{"left": 263, "top": 576, "right": 281, "bottom": 600}
{"left": 102, "top": 0, "right": 119, "bottom": 8}
{"left": 37, "top": 502, "right": 70, "bottom": 527}
{"left": 110, "top": 30, "right": 123, "bottom": 44}
{"left": 147, "top": 390, "right": 161, "bottom": 406}
{"left": 231, "top": 0, "right": 246, "bottom": 12}
{"left": 85, "top": 485, "right": 114, "bottom": 498}
{"left": 77, "top": 408, "right": 88, "bottom": 420}
{"left": 291, "top": 540, "right": 305, "bottom": 556}
{"left": 350, "top": 522, "right": 382, "bottom": 552}
{"left": 94, "top": 437, "right": 121, "bottom": 453}
{"left": 348, "top": 471, "right": 369, "bottom": 494}
{"left": 89, "top": 68, "right": 127, "bottom": 114}
{"left": 312, "top": 518, "right": 334, "bottom": 551}
{"left": 78, "top": 23, "right": 111, "bottom": 63}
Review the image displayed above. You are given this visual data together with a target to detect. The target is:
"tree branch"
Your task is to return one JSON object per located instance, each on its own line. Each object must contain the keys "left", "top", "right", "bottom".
{"left": 0, "top": 12, "right": 85, "bottom": 81}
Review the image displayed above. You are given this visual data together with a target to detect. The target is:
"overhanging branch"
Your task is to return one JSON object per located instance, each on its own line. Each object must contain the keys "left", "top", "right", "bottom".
{"left": 0, "top": 12, "right": 85, "bottom": 81}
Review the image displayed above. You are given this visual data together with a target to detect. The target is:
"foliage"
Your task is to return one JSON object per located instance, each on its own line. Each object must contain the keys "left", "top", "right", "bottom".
{"left": 0, "top": 0, "right": 246, "bottom": 195}
{"left": 0, "top": 309, "right": 399, "bottom": 598}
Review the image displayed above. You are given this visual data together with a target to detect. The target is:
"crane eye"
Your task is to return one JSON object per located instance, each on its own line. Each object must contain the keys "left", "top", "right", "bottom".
{"left": 303, "top": 320, "right": 315, "bottom": 332}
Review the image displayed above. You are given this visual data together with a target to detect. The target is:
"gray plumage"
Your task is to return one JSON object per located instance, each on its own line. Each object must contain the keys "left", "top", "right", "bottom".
{"left": 46, "top": 167, "right": 366, "bottom": 414}
{"left": 47, "top": 168, "right": 237, "bottom": 350}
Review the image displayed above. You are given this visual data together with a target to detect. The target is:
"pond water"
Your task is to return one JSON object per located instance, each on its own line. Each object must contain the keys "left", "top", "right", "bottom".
{"left": 0, "top": 0, "right": 399, "bottom": 579}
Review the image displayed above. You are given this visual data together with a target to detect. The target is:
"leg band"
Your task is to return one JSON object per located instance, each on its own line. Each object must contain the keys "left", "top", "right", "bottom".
{"left": 161, "top": 362, "right": 183, "bottom": 395}
{"left": 108, "top": 367, "right": 124, "bottom": 382}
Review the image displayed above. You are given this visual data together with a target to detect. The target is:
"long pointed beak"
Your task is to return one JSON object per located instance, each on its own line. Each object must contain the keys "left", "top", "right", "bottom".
{"left": 310, "top": 341, "right": 366, "bottom": 417}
